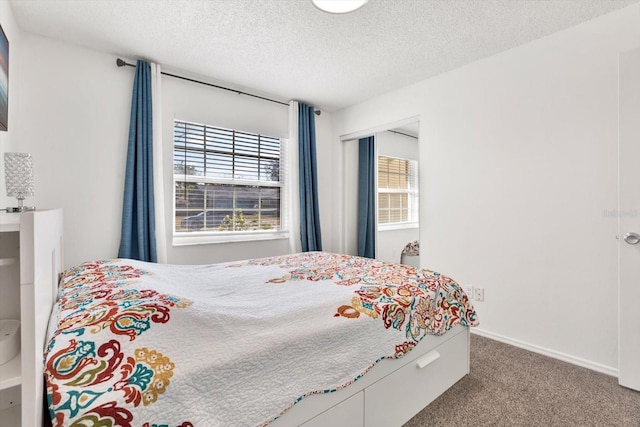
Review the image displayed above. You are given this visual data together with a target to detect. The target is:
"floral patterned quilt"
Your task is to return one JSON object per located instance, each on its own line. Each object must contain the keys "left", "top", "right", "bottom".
{"left": 45, "top": 252, "right": 478, "bottom": 427}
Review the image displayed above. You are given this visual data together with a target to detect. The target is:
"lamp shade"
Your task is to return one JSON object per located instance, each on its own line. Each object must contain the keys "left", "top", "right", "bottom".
{"left": 5, "top": 152, "right": 34, "bottom": 199}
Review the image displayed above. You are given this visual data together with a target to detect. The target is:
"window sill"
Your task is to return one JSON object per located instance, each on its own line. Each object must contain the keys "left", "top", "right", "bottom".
{"left": 173, "top": 230, "right": 289, "bottom": 246}
{"left": 378, "top": 223, "right": 419, "bottom": 232}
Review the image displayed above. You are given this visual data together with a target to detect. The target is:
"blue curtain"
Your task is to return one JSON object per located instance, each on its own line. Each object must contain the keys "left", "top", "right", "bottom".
{"left": 357, "top": 136, "right": 376, "bottom": 258}
{"left": 298, "top": 102, "right": 323, "bottom": 252}
{"left": 118, "top": 60, "right": 157, "bottom": 262}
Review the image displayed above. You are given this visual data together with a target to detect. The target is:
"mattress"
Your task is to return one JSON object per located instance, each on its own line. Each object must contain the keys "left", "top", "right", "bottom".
{"left": 44, "top": 251, "right": 477, "bottom": 426}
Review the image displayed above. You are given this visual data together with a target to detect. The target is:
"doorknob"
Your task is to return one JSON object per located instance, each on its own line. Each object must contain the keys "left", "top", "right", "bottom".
{"left": 624, "top": 232, "right": 640, "bottom": 245}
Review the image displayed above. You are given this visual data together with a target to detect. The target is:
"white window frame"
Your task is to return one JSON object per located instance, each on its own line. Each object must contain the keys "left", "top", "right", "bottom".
{"left": 377, "top": 155, "right": 419, "bottom": 231}
{"left": 172, "top": 119, "right": 289, "bottom": 246}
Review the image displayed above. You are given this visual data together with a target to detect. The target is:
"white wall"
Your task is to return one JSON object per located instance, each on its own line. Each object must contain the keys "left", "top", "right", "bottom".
{"left": 0, "top": 0, "right": 21, "bottom": 209}
{"left": 0, "top": 2, "right": 23, "bottom": 424}
{"left": 331, "top": 3, "right": 640, "bottom": 372}
{"left": 14, "top": 35, "right": 132, "bottom": 268}
{"left": 13, "top": 34, "right": 335, "bottom": 268}
{"left": 0, "top": 0, "right": 21, "bottom": 315}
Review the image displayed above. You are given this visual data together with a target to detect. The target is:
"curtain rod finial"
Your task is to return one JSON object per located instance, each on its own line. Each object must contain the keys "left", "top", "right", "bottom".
{"left": 315, "top": 110, "right": 321, "bottom": 116}
{"left": 116, "top": 58, "right": 127, "bottom": 67}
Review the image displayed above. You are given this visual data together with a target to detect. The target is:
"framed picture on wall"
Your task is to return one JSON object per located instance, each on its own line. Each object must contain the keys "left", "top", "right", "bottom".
{"left": 0, "top": 23, "right": 8, "bottom": 132}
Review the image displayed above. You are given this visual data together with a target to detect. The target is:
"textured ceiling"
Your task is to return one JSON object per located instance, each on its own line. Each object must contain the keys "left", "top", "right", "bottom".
{"left": 10, "top": 0, "right": 640, "bottom": 112}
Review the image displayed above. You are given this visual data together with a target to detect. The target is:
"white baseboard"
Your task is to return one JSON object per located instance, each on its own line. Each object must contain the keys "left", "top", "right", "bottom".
{"left": 471, "top": 328, "right": 618, "bottom": 378}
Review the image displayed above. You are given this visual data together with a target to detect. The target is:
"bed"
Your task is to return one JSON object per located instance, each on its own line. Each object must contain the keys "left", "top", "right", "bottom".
{"left": 35, "top": 245, "right": 477, "bottom": 426}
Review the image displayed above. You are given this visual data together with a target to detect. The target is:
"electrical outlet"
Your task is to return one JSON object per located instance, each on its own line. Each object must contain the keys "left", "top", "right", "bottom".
{"left": 463, "top": 284, "right": 474, "bottom": 299}
{"left": 474, "top": 287, "right": 484, "bottom": 302}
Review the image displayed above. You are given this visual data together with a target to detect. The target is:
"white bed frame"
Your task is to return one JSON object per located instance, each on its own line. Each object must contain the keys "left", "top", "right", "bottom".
{"left": 20, "top": 209, "right": 64, "bottom": 427}
{"left": 25, "top": 208, "right": 470, "bottom": 427}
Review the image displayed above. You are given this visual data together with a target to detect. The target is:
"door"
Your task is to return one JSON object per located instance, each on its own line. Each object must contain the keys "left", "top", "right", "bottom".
{"left": 619, "top": 47, "right": 640, "bottom": 391}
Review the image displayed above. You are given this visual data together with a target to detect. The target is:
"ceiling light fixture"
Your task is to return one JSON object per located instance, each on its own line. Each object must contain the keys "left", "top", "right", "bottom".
{"left": 311, "top": 0, "right": 368, "bottom": 14}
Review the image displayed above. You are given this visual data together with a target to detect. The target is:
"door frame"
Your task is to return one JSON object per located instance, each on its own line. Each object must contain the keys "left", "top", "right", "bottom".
{"left": 618, "top": 46, "right": 640, "bottom": 391}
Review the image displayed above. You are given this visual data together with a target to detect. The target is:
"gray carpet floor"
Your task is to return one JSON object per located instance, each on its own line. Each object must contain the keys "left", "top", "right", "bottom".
{"left": 404, "top": 334, "right": 640, "bottom": 427}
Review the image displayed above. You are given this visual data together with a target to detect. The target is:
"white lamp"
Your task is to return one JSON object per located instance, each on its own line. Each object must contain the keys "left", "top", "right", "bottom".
{"left": 311, "top": 0, "right": 368, "bottom": 14}
{"left": 4, "top": 152, "right": 36, "bottom": 213}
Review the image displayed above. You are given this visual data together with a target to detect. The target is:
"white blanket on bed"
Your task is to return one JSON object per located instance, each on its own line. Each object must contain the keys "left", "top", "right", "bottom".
{"left": 44, "top": 252, "right": 477, "bottom": 427}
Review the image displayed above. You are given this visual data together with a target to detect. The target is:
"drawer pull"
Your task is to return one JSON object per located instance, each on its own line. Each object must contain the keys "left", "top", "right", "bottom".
{"left": 415, "top": 350, "right": 441, "bottom": 369}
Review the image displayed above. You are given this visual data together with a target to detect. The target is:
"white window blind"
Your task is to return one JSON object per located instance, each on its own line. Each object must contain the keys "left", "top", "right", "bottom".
{"left": 173, "top": 120, "right": 286, "bottom": 237}
{"left": 377, "top": 156, "right": 418, "bottom": 226}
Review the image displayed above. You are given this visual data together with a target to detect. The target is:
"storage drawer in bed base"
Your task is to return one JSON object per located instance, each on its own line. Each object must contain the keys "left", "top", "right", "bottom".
{"left": 365, "top": 326, "right": 469, "bottom": 427}
{"left": 273, "top": 325, "right": 470, "bottom": 427}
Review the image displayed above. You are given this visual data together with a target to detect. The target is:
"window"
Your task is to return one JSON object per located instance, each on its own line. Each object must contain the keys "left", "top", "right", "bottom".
{"left": 173, "top": 120, "right": 286, "bottom": 242}
{"left": 377, "top": 156, "right": 418, "bottom": 227}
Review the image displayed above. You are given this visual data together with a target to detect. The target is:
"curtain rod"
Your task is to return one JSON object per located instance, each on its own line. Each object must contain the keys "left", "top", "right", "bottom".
{"left": 116, "top": 58, "right": 291, "bottom": 107}
{"left": 388, "top": 129, "right": 418, "bottom": 139}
